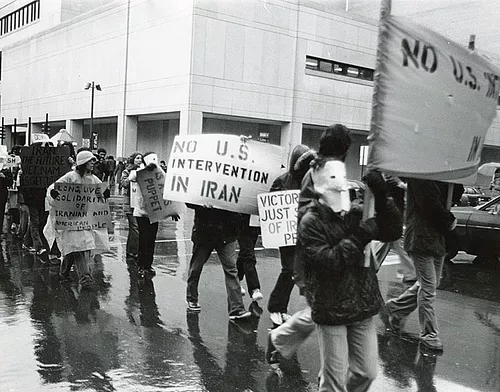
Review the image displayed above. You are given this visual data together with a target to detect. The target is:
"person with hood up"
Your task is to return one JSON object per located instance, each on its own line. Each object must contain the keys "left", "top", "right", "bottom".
{"left": 267, "top": 144, "right": 316, "bottom": 325}
{"left": 47, "top": 150, "right": 110, "bottom": 289}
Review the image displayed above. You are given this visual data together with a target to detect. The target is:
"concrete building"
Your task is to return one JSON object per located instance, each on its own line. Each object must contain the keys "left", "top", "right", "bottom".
{"left": 1, "top": 0, "right": 499, "bottom": 181}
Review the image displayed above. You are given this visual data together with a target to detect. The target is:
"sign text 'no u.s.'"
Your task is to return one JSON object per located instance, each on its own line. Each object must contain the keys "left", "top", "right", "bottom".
{"left": 163, "top": 135, "right": 283, "bottom": 215}
{"left": 257, "top": 190, "right": 299, "bottom": 248}
{"left": 368, "top": 15, "right": 500, "bottom": 181}
{"left": 52, "top": 182, "right": 111, "bottom": 231}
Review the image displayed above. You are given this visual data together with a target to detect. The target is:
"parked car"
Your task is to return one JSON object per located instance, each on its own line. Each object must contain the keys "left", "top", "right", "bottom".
{"left": 459, "top": 186, "right": 490, "bottom": 207}
{"left": 443, "top": 196, "right": 500, "bottom": 286}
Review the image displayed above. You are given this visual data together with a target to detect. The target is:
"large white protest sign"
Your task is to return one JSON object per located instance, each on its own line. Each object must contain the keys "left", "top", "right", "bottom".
{"left": 368, "top": 15, "right": 500, "bottom": 181}
{"left": 257, "top": 190, "right": 299, "bottom": 248}
{"left": 52, "top": 182, "right": 111, "bottom": 231}
{"left": 32, "top": 133, "right": 50, "bottom": 143}
{"left": 163, "top": 135, "right": 283, "bottom": 214}
{"left": 136, "top": 166, "right": 183, "bottom": 223}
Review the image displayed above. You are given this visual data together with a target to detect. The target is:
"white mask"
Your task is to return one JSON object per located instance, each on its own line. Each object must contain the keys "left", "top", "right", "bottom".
{"left": 312, "top": 160, "right": 351, "bottom": 213}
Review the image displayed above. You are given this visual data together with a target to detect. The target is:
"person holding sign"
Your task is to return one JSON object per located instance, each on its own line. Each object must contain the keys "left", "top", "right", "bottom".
{"left": 266, "top": 144, "right": 316, "bottom": 326}
{"left": 48, "top": 150, "right": 110, "bottom": 289}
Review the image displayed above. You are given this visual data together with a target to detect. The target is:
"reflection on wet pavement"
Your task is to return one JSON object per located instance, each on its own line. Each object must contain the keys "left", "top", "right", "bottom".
{"left": 0, "top": 201, "right": 500, "bottom": 391}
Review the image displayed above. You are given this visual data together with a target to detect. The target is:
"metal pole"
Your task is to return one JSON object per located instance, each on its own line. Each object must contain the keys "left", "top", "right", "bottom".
{"left": 28, "top": 117, "right": 31, "bottom": 145}
{"left": 90, "top": 81, "right": 95, "bottom": 145}
{"left": 1, "top": 117, "right": 4, "bottom": 145}
{"left": 13, "top": 118, "right": 17, "bottom": 147}
{"left": 44, "top": 112, "right": 49, "bottom": 135}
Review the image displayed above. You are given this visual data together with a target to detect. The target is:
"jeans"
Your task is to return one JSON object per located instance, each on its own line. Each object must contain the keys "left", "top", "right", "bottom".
{"left": 371, "top": 237, "right": 417, "bottom": 282}
{"left": 268, "top": 246, "right": 296, "bottom": 313}
{"left": 186, "top": 240, "right": 245, "bottom": 316}
{"left": 236, "top": 225, "right": 260, "bottom": 293}
{"left": 270, "top": 306, "right": 315, "bottom": 359}
{"left": 126, "top": 213, "right": 139, "bottom": 256}
{"left": 136, "top": 216, "right": 159, "bottom": 270}
{"left": 61, "top": 250, "right": 91, "bottom": 281}
{"left": 317, "top": 317, "right": 378, "bottom": 392}
{"left": 386, "top": 252, "right": 444, "bottom": 342}
{"left": 28, "top": 206, "right": 49, "bottom": 251}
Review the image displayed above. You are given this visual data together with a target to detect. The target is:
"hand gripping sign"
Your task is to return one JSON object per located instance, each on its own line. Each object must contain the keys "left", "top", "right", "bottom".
{"left": 257, "top": 190, "right": 300, "bottom": 248}
{"left": 136, "top": 165, "right": 182, "bottom": 223}
{"left": 368, "top": 14, "right": 500, "bottom": 181}
{"left": 163, "top": 135, "right": 283, "bottom": 215}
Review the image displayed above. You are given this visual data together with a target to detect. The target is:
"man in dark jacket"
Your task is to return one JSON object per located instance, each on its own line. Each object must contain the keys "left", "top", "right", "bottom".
{"left": 186, "top": 204, "right": 251, "bottom": 320}
{"left": 386, "top": 179, "right": 456, "bottom": 352}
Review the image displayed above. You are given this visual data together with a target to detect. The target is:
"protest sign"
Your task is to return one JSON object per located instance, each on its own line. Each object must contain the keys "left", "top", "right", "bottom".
{"left": 257, "top": 190, "right": 299, "bottom": 248}
{"left": 163, "top": 135, "right": 283, "bottom": 215}
{"left": 52, "top": 182, "right": 111, "bottom": 231}
{"left": 20, "top": 145, "right": 72, "bottom": 187}
{"left": 130, "top": 182, "right": 139, "bottom": 209}
{"left": 32, "top": 133, "right": 50, "bottom": 143}
{"left": 368, "top": 15, "right": 500, "bottom": 181}
{"left": 136, "top": 166, "right": 183, "bottom": 223}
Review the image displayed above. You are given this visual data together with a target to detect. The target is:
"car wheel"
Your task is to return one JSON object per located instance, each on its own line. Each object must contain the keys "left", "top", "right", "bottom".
{"left": 438, "top": 258, "right": 453, "bottom": 289}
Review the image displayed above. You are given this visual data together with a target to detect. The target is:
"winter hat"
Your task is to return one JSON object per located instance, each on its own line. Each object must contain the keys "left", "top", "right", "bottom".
{"left": 76, "top": 150, "right": 96, "bottom": 166}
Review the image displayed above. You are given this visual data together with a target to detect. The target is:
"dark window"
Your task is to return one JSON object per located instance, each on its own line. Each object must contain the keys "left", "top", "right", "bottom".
{"left": 0, "top": 0, "right": 40, "bottom": 36}
{"left": 306, "top": 56, "right": 374, "bottom": 82}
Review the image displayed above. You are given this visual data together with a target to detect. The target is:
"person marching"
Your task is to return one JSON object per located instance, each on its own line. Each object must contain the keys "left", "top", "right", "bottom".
{"left": 47, "top": 150, "right": 110, "bottom": 289}
{"left": 266, "top": 144, "right": 316, "bottom": 325}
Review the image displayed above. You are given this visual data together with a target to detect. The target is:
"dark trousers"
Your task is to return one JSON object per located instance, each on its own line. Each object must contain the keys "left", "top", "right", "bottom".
{"left": 236, "top": 225, "right": 261, "bottom": 293}
{"left": 268, "top": 246, "right": 296, "bottom": 314}
{"left": 126, "top": 213, "right": 139, "bottom": 256}
{"left": 0, "top": 191, "right": 7, "bottom": 233}
{"left": 28, "top": 206, "right": 49, "bottom": 251}
{"left": 136, "top": 216, "right": 158, "bottom": 270}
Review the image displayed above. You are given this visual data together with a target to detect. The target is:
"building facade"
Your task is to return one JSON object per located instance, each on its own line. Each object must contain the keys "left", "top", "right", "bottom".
{"left": 1, "top": 0, "right": 499, "bottom": 181}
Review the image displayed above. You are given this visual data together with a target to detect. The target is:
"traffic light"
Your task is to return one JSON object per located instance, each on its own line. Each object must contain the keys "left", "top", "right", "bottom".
{"left": 41, "top": 122, "right": 51, "bottom": 134}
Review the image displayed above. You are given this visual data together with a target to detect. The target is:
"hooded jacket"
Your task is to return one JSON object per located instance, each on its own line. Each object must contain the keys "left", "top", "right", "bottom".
{"left": 270, "top": 145, "right": 316, "bottom": 193}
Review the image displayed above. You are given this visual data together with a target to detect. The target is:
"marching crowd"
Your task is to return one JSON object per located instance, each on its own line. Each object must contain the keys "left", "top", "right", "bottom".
{"left": 1, "top": 123, "right": 458, "bottom": 392}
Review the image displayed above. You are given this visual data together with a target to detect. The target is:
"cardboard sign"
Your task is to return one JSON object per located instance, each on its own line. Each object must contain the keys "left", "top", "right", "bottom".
{"left": 52, "top": 182, "right": 111, "bottom": 231}
{"left": 369, "top": 15, "right": 500, "bottom": 180}
{"left": 130, "top": 182, "right": 139, "bottom": 209}
{"left": 163, "top": 135, "right": 283, "bottom": 215}
{"left": 20, "top": 145, "right": 72, "bottom": 187}
{"left": 136, "top": 166, "right": 182, "bottom": 223}
{"left": 32, "top": 133, "right": 50, "bottom": 143}
{"left": 257, "top": 190, "right": 299, "bottom": 248}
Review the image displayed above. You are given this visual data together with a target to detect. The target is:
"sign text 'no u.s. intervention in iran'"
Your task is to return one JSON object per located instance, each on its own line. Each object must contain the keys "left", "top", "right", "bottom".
{"left": 136, "top": 166, "right": 183, "bottom": 223}
{"left": 368, "top": 15, "right": 500, "bottom": 181}
{"left": 257, "top": 190, "right": 299, "bottom": 248}
{"left": 163, "top": 135, "right": 283, "bottom": 215}
{"left": 52, "top": 182, "right": 111, "bottom": 231}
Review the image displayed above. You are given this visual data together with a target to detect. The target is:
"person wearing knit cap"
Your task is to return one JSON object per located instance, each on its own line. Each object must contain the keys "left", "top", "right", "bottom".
{"left": 46, "top": 150, "right": 110, "bottom": 289}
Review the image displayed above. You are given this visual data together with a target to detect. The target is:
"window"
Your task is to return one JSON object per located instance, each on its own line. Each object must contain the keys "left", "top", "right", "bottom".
{"left": 0, "top": 0, "right": 40, "bottom": 36}
{"left": 306, "top": 56, "right": 374, "bottom": 82}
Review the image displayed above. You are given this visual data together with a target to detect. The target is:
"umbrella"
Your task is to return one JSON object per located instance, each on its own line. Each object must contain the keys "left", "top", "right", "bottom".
{"left": 478, "top": 162, "right": 500, "bottom": 177}
{"left": 49, "top": 129, "right": 75, "bottom": 144}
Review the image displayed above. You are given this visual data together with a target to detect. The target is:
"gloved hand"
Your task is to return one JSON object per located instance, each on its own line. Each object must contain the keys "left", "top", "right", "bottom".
{"left": 349, "top": 217, "right": 378, "bottom": 249}
{"left": 103, "top": 188, "right": 111, "bottom": 200}
{"left": 363, "top": 170, "right": 387, "bottom": 212}
{"left": 171, "top": 214, "right": 180, "bottom": 222}
{"left": 50, "top": 189, "right": 60, "bottom": 199}
{"left": 146, "top": 163, "right": 157, "bottom": 171}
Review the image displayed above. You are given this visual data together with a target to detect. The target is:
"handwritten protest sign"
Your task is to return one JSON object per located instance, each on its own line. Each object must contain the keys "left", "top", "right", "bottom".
{"left": 20, "top": 145, "right": 72, "bottom": 187}
{"left": 257, "top": 190, "right": 299, "bottom": 248}
{"left": 32, "top": 133, "right": 50, "bottom": 143}
{"left": 368, "top": 15, "right": 500, "bottom": 181}
{"left": 136, "top": 166, "right": 183, "bottom": 223}
{"left": 163, "top": 135, "right": 283, "bottom": 215}
{"left": 52, "top": 182, "right": 111, "bottom": 231}
{"left": 130, "top": 182, "right": 139, "bottom": 209}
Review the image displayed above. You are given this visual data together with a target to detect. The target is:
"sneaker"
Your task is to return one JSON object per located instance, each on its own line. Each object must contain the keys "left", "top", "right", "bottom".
{"left": 385, "top": 300, "right": 404, "bottom": 334}
{"left": 240, "top": 284, "right": 246, "bottom": 296}
{"left": 251, "top": 289, "right": 263, "bottom": 302}
{"left": 269, "top": 312, "right": 283, "bottom": 325}
{"left": 36, "top": 248, "right": 48, "bottom": 256}
{"left": 187, "top": 301, "right": 201, "bottom": 312}
{"left": 22, "top": 244, "right": 36, "bottom": 253}
{"left": 10, "top": 223, "right": 18, "bottom": 233}
{"left": 229, "top": 310, "right": 251, "bottom": 320}
{"left": 145, "top": 267, "right": 156, "bottom": 277}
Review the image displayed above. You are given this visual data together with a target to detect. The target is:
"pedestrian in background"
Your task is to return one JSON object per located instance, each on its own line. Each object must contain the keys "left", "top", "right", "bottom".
{"left": 121, "top": 152, "right": 143, "bottom": 261}
{"left": 236, "top": 214, "right": 263, "bottom": 302}
{"left": 385, "top": 178, "right": 456, "bottom": 352}
{"left": 0, "top": 164, "right": 13, "bottom": 235}
{"left": 115, "top": 160, "right": 125, "bottom": 194}
{"left": 266, "top": 144, "right": 316, "bottom": 326}
{"left": 104, "top": 155, "right": 116, "bottom": 188}
{"left": 93, "top": 148, "right": 107, "bottom": 180}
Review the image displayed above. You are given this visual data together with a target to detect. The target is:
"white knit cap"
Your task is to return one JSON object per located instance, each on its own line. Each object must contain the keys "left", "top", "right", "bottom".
{"left": 76, "top": 151, "right": 96, "bottom": 166}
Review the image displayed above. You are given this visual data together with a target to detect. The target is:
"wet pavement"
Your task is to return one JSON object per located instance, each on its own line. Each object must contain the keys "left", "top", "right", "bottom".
{"left": 1, "top": 196, "right": 500, "bottom": 392}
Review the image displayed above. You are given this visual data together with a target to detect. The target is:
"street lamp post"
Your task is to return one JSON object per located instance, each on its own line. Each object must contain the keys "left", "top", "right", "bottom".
{"left": 85, "top": 81, "right": 101, "bottom": 149}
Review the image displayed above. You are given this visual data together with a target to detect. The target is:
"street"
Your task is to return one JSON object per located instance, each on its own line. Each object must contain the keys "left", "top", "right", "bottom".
{"left": 1, "top": 199, "right": 500, "bottom": 392}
